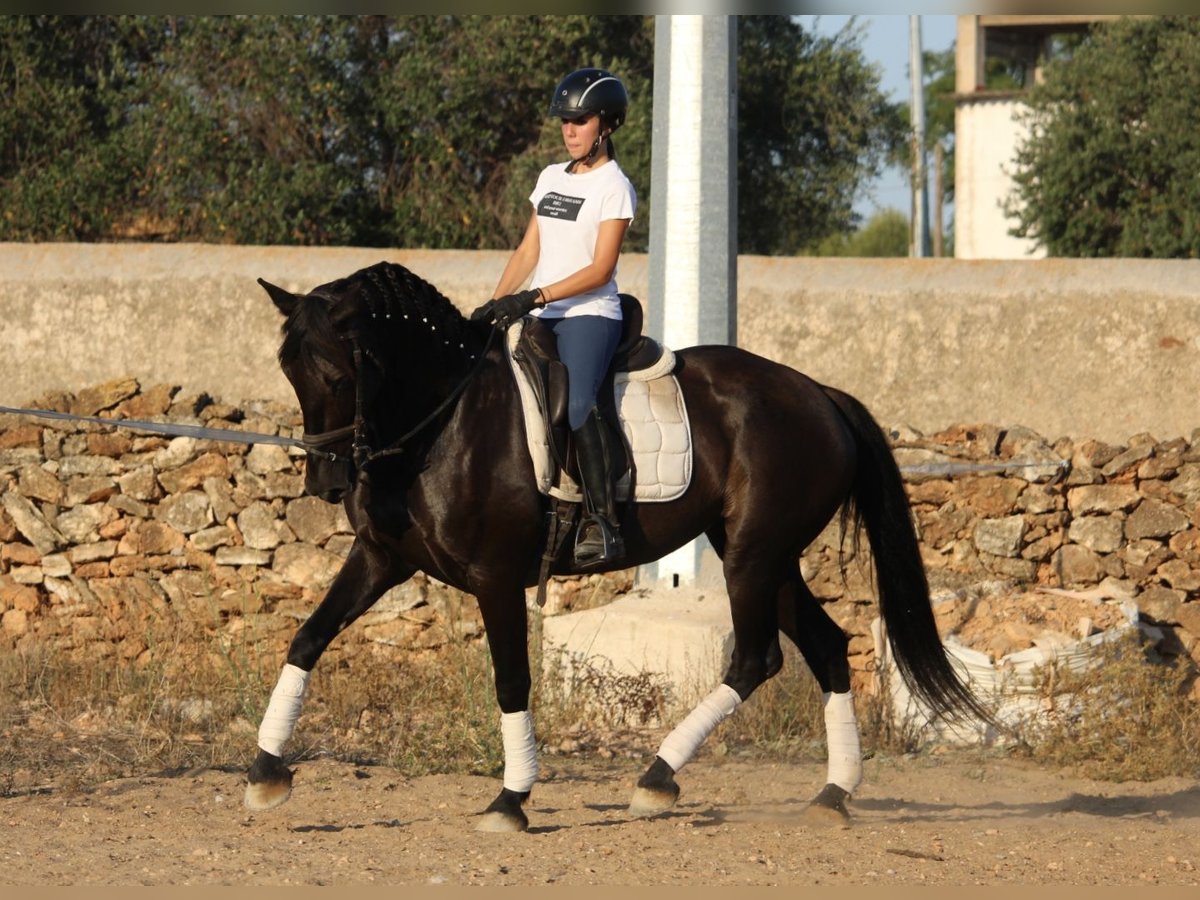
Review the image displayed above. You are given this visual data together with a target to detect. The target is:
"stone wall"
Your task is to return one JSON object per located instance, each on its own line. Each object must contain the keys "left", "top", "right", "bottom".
{"left": 4, "top": 244, "right": 1200, "bottom": 444}
{"left": 1, "top": 381, "right": 1198, "bottom": 688}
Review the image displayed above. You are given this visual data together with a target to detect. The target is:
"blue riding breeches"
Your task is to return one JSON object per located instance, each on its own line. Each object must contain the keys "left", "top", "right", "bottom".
{"left": 544, "top": 315, "right": 623, "bottom": 430}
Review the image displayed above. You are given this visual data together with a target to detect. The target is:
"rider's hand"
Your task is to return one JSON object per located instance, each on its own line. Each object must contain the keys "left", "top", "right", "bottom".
{"left": 490, "top": 289, "right": 542, "bottom": 328}
{"left": 469, "top": 298, "right": 497, "bottom": 323}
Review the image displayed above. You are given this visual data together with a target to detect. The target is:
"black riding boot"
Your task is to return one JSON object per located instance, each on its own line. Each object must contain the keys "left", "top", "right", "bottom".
{"left": 572, "top": 410, "right": 625, "bottom": 569}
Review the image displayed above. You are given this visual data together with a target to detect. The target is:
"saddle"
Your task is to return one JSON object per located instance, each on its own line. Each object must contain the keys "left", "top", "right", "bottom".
{"left": 511, "top": 293, "right": 668, "bottom": 498}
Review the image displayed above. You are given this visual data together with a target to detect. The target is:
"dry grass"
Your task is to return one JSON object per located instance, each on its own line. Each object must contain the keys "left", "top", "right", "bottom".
{"left": 2, "top": 609, "right": 1197, "bottom": 797}
{"left": 1008, "top": 632, "right": 1200, "bottom": 781}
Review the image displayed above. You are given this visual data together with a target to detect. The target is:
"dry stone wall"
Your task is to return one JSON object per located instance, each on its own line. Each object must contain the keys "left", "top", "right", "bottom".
{"left": 1, "top": 380, "right": 1199, "bottom": 689}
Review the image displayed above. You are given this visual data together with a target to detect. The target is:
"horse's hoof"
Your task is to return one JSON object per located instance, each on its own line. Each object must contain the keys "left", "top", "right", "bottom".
{"left": 802, "top": 783, "right": 852, "bottom": 827}
{"left": 628, "top": 784, "right": 680, "bottom": 819}
{"left": 244, "top": 778, "right": 293, "bottom": 811}
{"left": 474, "top": 810, "right": 529, "bottom": 833}
{"left": 475, "top": 787, "right": 529, "bottom": 832}
{"left": 244, "top": 751, "right": 294, "bottom": 811}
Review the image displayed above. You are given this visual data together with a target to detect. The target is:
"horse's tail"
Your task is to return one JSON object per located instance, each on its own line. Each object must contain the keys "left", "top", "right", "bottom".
{"left": 822, "top": 385, "right": 993, "bottom": 726}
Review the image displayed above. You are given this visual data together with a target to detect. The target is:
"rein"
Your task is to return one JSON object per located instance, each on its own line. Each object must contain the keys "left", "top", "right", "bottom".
{"left": 304, "top": 323, "right": 500, "bottom": 470}
{"left": 0, "top": 405, "right": 341, "bottom": 460}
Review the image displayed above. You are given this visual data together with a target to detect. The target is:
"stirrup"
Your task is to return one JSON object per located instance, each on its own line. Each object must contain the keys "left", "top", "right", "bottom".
{"left": 574, "top": 514, "right": 625, "bottom": 569}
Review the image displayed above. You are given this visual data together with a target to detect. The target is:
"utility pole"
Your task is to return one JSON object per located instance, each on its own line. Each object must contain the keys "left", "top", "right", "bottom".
{"left": 643, "top": 15, "right": 737, "bottom": 588}
{"left": 909, "top": 15, "right": 931, "bottom": 258}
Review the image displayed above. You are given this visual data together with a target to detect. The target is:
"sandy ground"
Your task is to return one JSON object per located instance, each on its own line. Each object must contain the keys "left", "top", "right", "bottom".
{"left": 2, "top": 751, "right": 1198, "bottom": 886}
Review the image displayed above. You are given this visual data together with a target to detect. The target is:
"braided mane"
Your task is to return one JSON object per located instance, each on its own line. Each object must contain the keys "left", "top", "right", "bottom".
{"left": 281, "top": 261, "right": 485, "bottom": 375}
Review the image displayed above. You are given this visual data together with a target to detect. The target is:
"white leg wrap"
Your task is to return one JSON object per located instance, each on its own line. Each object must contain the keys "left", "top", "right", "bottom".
{"left": 257, "top": 664, "right": 311, "bottom": 757}
{"left": 823, "top": 691, "right": 863, "bottom": 794}
{"left": 500, "top": 710, "right": 539, "bottom": 794}
{"left": 655, "top": 684, "right": 742, "bottom": 774}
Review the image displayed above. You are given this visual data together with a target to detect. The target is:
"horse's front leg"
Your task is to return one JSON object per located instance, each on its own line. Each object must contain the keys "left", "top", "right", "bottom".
{"left": 244, "top": 542, "right": 415, "bottom": 811}
{"left": 472, "top": 581, "right": 538, "bottom": 833}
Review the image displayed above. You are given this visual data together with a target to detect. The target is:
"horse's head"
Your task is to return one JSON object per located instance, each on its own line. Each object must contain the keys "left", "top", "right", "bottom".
{"left": 260, "top": 262, "right": 486, "bottom": 505}
{"left": 260, "top": 277, "right": 360, "bottom": 503}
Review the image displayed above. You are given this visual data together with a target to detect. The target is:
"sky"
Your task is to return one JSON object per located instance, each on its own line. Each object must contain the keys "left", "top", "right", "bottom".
{"left": 797, "top": 14, "right": 958, "bottom": 221}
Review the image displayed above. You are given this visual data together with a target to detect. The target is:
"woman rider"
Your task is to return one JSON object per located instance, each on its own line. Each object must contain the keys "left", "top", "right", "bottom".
{"left": 473, "top": 68, "right": 636, "bottom": 570}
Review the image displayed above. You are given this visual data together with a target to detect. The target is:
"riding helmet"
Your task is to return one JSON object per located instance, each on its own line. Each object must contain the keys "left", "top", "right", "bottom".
{"left": 547, "top": 68, "right": 628, "bottom": 132}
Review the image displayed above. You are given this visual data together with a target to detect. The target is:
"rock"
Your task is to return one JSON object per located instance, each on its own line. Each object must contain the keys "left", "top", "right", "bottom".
{"left": 1, "top": 492, "right": 64, "bottom": 554}
{"left": 41, "top": 554, "right": 71, "bottom": 578}
{"left": 157, "top": 453, "right": 230, "bottom": 494}
{"left": 1073, "top": 439, "right": 1122, "bottom": 469}
{"left": 67, "top": 541, "right": 118, "bottom": 563}
{"left": 117, "top": 465, "right": 161, "bottom": 502}
{"left": 1101, "top": 444, "right": 1155, "bottom": 477}
{"left": 285, "top": 496, "right": 348, "bottom": 545}
{"left": 1136, "top": 585, "right": 1184, "bottom": 623}
{"left": 152, "top": 437, "right": 200, "bottom": 470}
{"left": 246, "top": 444, "right": 293, "bottom": 475}
{"left": 190, "top": 525, "right": 234, "bottom": 551}
{"left": 237, "top": 501, "right": 293, "bottom": 550}
{"left": 272, "top": 543, "right": 344, "bottom": 589}
{"left": 115, "top": 383, "right": 178, "bottom": 418}
{"left": 214, "top": 546, "right": 271, "bottom": 567}
{"left": 10, "top": 565, "right": 43, "bottom": 585}
{"left": 1068, "top": 515, "right": 1124, "bottom": 553}
{"left": 85, "top": 432, "right": 133, "bottom": 458}
{"left": 959, "top": 476, "right": 1024, "bottom": 517}
{"left": 1156, "top": 558, "right": 1200, "bottom": 592}
{"left": 18, "top": 465, "right": 64, "bottom": 505}
{"left": 1052, "top": 544, "right": 1105, "bottom": 585}
{"left": 202, "top": 476, "right": 239, "bottom": 523}
{"left": 973, "top": 516, "right": 1026, "bottom": 557}
{"left": 1169, "top": 464, "right": 1200, "bottom": 504}
{"left": 157, "top": 492, "right": 214, "bottom": 534}
{"left": 1126, "top": 499, "right": 1191, "bottom": 540}
{"left": 1067, "top": 484, "right": 1141, "bottom": 514}
{"left": 2, "top": 607, "right": 29, "bottom": 636}
{"left": 57, "top": 455, "right": 121, "bottom": 477}
{"left": 132, "top": 520, "right": 187, "bottom": 555}
{"left": 70, "top": 377, "right": 139, "bottom": 416}
{"left": 64, "top": 475, "right": 118, "bottom": 506}
{"left": 1176, "top": 602, "right": 1200, "bottom": 641}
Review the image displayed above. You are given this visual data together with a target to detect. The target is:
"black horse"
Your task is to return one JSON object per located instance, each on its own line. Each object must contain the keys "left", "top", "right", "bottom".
{"left": 244, "top": 261, "right": 989, "bottom": 832}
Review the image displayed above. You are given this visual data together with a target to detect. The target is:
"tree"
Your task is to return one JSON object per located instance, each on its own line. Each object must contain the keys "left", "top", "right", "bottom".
{"left": 737, "top": 16, "right": 906, "bottom": 255}
{"left": 810, "top": 209, "right": 909, "bottom": 257}
{"left": 1, "top": 15, "right": 902, "bottom": 256}
{"left": 1007, "top": 16, "right": 1200, "bottom": 258}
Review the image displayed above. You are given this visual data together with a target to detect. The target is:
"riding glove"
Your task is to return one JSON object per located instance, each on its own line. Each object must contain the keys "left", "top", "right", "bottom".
{"left": 471, "top": 289, "right": 541, "bottom": 328}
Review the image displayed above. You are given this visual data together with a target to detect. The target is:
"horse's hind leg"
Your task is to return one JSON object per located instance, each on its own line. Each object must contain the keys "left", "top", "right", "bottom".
{"left": 629, "top": 546, "right": 786, "bottom": 818}
{"left": 244, "top": 545, "right": 413, "bottom": 811}
{"left": 777, "top": 569, "right": 862, "bottom": 824}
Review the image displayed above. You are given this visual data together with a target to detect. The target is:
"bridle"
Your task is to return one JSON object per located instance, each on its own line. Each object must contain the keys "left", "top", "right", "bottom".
{"left": 300, "top": 325, "right": 499, "bottom": 479}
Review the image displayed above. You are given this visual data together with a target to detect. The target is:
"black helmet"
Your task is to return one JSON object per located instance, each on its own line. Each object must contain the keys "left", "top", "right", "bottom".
{"left": 547, "top": 68, "right": 628, "bottom": 132}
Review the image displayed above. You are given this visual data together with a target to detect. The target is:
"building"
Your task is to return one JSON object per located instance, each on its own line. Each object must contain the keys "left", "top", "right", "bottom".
{"left": 953, "top": 15, "right": 1123, "bottom": 259}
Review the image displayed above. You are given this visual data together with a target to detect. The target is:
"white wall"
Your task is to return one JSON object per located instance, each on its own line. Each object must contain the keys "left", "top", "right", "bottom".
{"left": 955, "top": 97, "right": 1045, "bottom": 260}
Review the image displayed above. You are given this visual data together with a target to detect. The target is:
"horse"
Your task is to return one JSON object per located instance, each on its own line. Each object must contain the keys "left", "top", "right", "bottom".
{"left": 243, "top": 260, "right": 990, "bottom": 832}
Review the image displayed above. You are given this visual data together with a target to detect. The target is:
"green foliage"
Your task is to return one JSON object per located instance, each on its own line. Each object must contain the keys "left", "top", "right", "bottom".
{"left": 810, "top": 208, "right": 909, "bottom": 257}
{"left": 1007, "top": 16, "right": 1200, "bottom": 258}
{"left": 738, "top": 16, "right": 906, "bottom": 255}
{"left": 1, "top": 15, "right": 901, "bottom": 255}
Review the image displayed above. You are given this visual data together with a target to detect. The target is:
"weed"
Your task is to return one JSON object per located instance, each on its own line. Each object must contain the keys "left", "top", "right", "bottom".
{"left": 1008, "top": 632, "right": 1200, "bottom": 780}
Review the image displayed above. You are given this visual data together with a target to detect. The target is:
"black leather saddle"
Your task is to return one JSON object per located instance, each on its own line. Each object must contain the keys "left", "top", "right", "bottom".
{"left": 511, "top": 293, "right": 667, "bottom": 494}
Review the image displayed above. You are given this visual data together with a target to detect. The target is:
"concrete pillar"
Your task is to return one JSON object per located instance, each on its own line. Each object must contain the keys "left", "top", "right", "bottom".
{"left": 642, "top": 15, "right": 737, "bottom": 588}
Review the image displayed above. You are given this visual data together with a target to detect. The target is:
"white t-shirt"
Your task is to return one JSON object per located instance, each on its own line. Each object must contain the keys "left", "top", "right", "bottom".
{"left": 527, "top": 159, "right": 636, "bottom": 320}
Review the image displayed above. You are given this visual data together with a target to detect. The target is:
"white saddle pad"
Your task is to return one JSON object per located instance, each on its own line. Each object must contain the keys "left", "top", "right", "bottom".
{"left": 506, "top": 323, "right": 692, "bottom": 503}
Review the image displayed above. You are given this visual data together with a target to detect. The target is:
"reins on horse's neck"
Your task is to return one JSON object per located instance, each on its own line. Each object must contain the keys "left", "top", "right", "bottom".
{"left": 355, "top": 324, "right": 496, "bottom": 465}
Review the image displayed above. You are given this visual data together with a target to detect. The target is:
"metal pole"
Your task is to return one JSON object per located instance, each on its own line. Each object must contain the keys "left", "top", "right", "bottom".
{"left": 909, "top": 15, "right": 931, "bottom": 258}
{"left": 643, "top": 14, "right": 737, "bottom": 589}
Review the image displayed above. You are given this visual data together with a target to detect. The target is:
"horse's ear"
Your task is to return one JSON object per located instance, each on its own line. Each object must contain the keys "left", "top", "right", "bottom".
{"left": 258, "top": 278, "right": 299, "bottom": 317}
